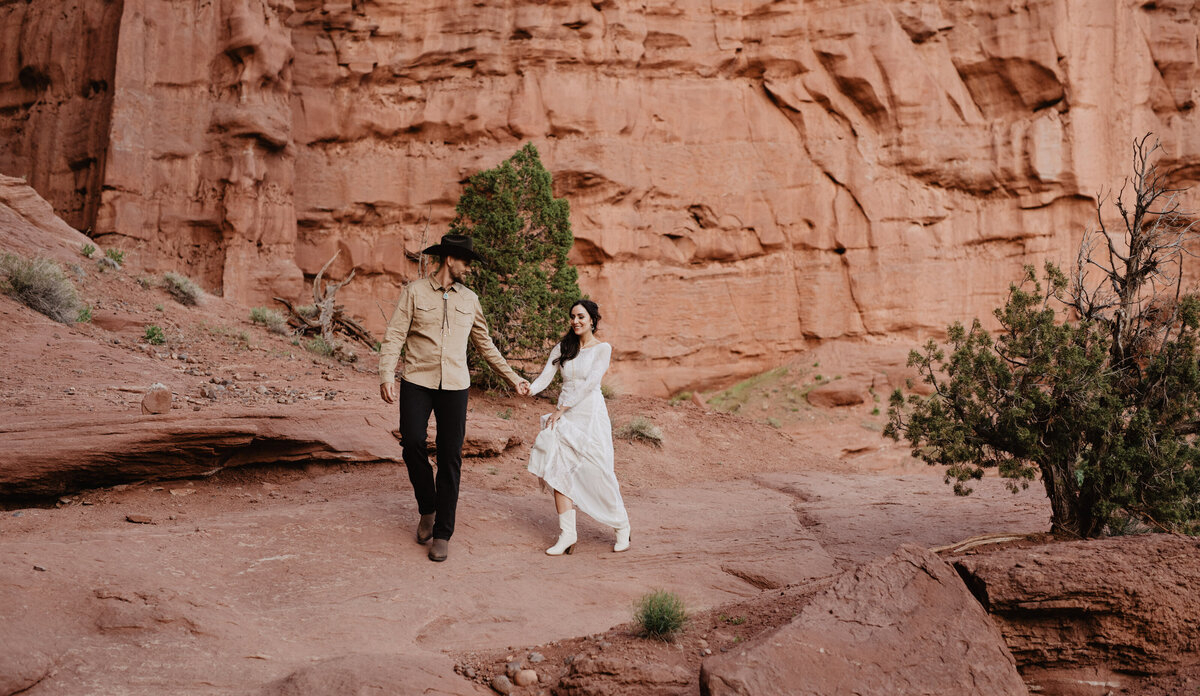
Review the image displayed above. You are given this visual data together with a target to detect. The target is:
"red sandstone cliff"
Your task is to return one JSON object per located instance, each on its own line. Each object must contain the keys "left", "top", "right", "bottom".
{"left": 3, "top": 0, "right": 1200, "bottom": 395}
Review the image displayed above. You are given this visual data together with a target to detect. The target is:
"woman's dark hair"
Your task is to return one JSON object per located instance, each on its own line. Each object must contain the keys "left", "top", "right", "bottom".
{"left": 554, "top": 300, "right": 601, "bottom": 366}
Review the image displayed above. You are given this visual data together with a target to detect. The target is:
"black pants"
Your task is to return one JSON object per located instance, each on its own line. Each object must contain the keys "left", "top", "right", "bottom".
{"left": 398, "top": 380, "right": 469, "bottom": 541}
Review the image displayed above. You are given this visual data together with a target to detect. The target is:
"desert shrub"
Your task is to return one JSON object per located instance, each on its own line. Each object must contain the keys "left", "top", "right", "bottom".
{"left": 450, "top": 143, "right": 582, "bottom": 389}
{"left": 305, "top": 335, "right": 335, "bottom": 357}
{"left": 104, "top": 247, "right": 125, "bottom": 265}
{"left": 144, "top": 325, "right": 165, "bottom": 345}
{"left": 0, "top": 253, "right": 80, "bottom": 323}
{"left": 81, "top": 243, "right": 95, "bottom": 258}
{"left": 668, "top": 391, "right": 693, "bottom": 406}
{"left": 600, "top": 383, "right": 615, "bottom": 400}
{"left": 634, "top": 590, "right": 687, "bottom": 640}
{"left": 162, "top": 271, "right": 200, "bottom": 306}
{"left": 77, "top": 305, "right": 92, "bottom": 323}
{"left": 887, "top": 137, "right": 1200, "bottom": 538}
{"left": 616, "top": 416, "right": 663, "bottom": 447}
{"left": 250, "top": 306, "right": 288, "bottom": 334}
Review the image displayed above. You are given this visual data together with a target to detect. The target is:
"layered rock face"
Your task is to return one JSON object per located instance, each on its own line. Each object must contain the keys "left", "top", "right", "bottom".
{"left": 4, "top": 0, "right": 1200, "bottom": 395}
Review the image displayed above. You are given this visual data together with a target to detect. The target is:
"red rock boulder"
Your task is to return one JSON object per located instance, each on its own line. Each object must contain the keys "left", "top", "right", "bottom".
{"left": 699, "top": 544, "right": 1028, "bottom": 696}
{"left": 953, "top": 534, "right": 1200, "bottom": 694}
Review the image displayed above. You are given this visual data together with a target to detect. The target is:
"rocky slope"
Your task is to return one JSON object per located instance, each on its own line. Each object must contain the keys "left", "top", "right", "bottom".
{"left": 4, "top": 0, "right": 1200, "bottom": 397}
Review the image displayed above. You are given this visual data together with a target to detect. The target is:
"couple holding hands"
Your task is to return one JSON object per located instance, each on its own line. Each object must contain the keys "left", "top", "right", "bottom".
{"left": 378, "top": 235, "right": 631, "bottom": 562}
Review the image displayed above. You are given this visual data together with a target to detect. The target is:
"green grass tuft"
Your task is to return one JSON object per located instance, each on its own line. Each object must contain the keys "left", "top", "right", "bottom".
{"left": 634, "top": 590, "right": 687, "bottom": 640}
{"left": 250, "top": 306, "right": 289, "bottom": 335}
{"left": 144, "top": 325, "right": 166, "bottom": 345}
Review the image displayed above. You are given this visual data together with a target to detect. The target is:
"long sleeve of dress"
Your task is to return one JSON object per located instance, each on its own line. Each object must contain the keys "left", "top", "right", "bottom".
{"left": 529, "top": 344, "right": 561, "bottom": 396}
{"left": 561, "top": 343, "right": 611, "bottom": 409}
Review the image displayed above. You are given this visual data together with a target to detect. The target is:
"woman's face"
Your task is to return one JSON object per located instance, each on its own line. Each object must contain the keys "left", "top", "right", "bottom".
{"left": 569, "top": 305, "right": 591, "bottom": 336}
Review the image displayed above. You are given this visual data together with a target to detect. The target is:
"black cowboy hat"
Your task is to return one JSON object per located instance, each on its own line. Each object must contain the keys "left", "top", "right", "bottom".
{"left": 422, "top": 234, "right": 484, "bottom": 263}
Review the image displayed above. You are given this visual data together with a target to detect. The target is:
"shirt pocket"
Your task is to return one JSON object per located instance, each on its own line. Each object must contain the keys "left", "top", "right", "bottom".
{"left": 413, "top": 302, "right": 441, "bottom": 330}
{"left": 452, "top": 304, "right": 474, "bottom": 328}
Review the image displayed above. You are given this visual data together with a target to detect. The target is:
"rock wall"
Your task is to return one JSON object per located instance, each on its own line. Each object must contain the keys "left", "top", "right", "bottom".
{"left": 4, "top": 0, "right": 1200, "bottom": 395}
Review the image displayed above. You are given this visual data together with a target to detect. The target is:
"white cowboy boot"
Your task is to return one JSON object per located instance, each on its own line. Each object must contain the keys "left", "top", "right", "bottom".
{"left": 613, "top": 523, "right": 631, "bottom": 553}
{"left": 546, "top": 509, "right": 577, "bottom": 556}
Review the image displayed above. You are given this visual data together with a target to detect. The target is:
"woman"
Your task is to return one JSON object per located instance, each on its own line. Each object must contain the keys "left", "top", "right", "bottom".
{"left": 527, "top": 300, "right": 631, "bottom": 555}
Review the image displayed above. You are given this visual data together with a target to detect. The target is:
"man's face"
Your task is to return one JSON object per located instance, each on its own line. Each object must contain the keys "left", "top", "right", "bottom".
{"left": 446, "top": 255, "right": 472, "bottom": 281}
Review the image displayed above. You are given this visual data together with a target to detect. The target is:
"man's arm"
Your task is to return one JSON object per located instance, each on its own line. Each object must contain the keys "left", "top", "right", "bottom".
{"left": 378, "top": 284, "right": 413, "bottom": 398}
{"left": 469, "top": 298, "right": 527, "bottom": 391}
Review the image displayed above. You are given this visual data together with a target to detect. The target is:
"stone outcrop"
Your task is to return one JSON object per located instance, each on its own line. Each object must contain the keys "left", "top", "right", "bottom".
{"left": 0, "top": 407, "right": 522, "bottom": 500}
{"left": 261, "top": 653, "right": 490, "bottom": 696}
{"left": 0, "top": 175, "right": 98, "bottom": 265}
{"left": 5, "top": 1, "right": 1200, "bottom": 395}
{"left": 554, "top": 655, "right": 693, "bottom": 696}
{"left": 953, "top": 534, "right": 1200, "bottom": 693}
{"left": 699, "top": 544, "right": 1028, "bottom": 696}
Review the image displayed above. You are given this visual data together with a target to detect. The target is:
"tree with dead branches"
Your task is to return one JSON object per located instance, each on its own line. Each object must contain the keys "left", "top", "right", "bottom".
{"left": 274, "top": 250, "right": 377, "bottom": 357}
{"left": 886, "top": 135, "right": 1200, "bottom": 538}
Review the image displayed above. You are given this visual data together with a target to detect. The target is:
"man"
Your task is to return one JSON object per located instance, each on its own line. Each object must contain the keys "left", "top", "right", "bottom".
{"left": 379, "top": 234, "right": 530, "bottom": 562}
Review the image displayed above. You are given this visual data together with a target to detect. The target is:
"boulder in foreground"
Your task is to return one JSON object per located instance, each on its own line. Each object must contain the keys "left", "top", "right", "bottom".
{"left": 954, "top": 534, "right": 1200, "bottom": 694}
{"left": 700, "top": 544, "right": 1028, "bottom": 696}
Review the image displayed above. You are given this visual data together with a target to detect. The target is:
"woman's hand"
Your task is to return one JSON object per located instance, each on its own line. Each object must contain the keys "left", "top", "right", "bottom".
{"left": 546, "top": 407, "right": 567, "bottom": 429}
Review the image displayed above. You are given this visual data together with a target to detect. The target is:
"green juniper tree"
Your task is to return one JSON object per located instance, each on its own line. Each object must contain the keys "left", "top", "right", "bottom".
{"left": 449, "top": 143, "right": 581, "bottom": 389}
{"left": 886, "top": 136, "right": 1200, "bottom": 538}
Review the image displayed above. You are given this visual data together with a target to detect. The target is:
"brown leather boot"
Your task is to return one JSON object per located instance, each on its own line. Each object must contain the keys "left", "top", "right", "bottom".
{"left": 416, "top": 513, "right": 435, "bottom": 545}
{"left": 428, "top": 538, "right": 449, "bottom": 562}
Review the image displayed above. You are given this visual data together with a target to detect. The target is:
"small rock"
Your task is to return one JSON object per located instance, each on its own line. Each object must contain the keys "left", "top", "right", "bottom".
{"left": 256, "top": 385, "right": 268, "bottom": 394}
{"left": 599, "top": 641, "right": 611, "bottom": 650}
{"left": 126, "top": 514, "right": 153, "bottom": 524}
{"left": 490, "top": 675, "right": 514, "bottom": 695}
{"left": 200, "top": 383, "right": 219, "bottom": 399}
{"left": 12, "top": 511, "right": 22, "bottom": 517}
{"left": 703, "top": 648, "right": 712, "bottom": 655}
{"left": 528, "top": 652, "right": 545, "bottom": 664}
{"left": 33, "top": 565, "right": 46, "bottom": 572}
{"left": 505, "top": 661, "right": 522, "bottom": 678}
{"left": 177, "top": 352, "right": 188, "bottom": 361}
{"left": 64, "top": 387, "right": 76, "bottom": 395}
{"left": 513, "top": 669, "right": 538, "bottom": 687}
{"left": 58, "top": 496, "right": 72, "bottom": 504}
{"left": 464, "top": 667, "right": 477, "bottom": 679}
{"left": 141, "top": 383, "right": 171, "bottom": 414}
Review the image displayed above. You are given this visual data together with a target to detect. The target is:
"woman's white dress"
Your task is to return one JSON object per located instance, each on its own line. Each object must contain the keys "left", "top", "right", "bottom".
{"left": 527, "top": 342, "right": 629, "bottom": 529}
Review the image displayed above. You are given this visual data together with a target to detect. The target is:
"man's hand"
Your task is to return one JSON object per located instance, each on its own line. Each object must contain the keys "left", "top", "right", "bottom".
{"left": 516, "top": 380, "right": 531, "bottom": 397}
{"left": 380, "top": 382, "right": 396, "bottom": 404}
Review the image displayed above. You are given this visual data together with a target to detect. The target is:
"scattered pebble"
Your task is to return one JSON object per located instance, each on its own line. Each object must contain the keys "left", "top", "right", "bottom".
{"left": 33, "top": 565, "right": 46, "bottom": 572}
{"left": 513, "top": 669, "right": 538, "bottom": 687}
{"left": 505, "top": 660, "right": 522, "bottom": 678}
{"left": 12, "top": 511, "right": 22, "bottom": 517}
{"left": 528, "top": 652, "right": 545, "bottom": 664}
{"left": 489, "top": 675, "right": 513, "bottom": 695}
{"left": 464, "top": 667, "right": 476, "bottom": 679}
{"left": 64, "top": 387, "right": 76, "bottom": 395}
{"left": 125, "top": 514, "right": 153, "bottom": 524}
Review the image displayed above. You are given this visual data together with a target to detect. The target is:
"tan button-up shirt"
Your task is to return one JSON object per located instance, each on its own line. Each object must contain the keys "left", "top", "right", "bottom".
{"left": 378, "top": 278, "right": 520, "bottom": 391}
